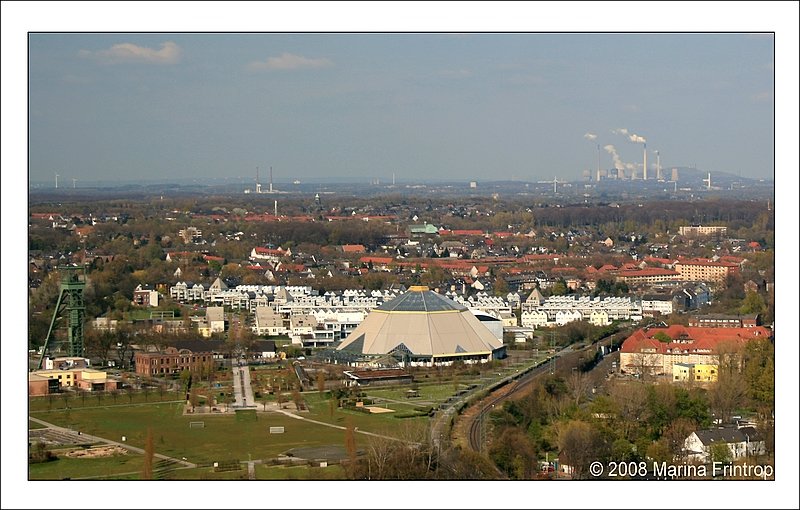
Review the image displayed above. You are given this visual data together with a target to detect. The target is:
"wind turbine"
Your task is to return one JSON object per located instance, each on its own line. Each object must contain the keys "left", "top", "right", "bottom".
{"left": 703, "top": 172, "right": 712, "bottom": 190}
{"left": 538, "top": 176, "right": 565, "bottom": 194}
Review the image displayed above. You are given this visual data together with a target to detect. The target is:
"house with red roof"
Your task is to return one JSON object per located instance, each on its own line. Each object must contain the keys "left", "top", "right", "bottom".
{"left": 341, "top": 244, "right": 366, "bottom": 253}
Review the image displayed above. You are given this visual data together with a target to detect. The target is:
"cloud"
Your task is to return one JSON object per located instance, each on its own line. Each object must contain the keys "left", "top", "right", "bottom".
{"left": 247, "top": 53, "right": 333, "bottom": 71}
{"left": 79, "top": 41, "right": 181, "bottom": 64}
{"left": 612, "top": 128, "right": 628, "bottom": 136}
{"left": 583, "top": 132, "right": 597, "bottom": 141}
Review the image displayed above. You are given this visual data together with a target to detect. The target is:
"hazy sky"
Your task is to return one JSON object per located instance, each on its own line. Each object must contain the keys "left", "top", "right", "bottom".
{"left": 27, "top": 31, "right": 775, "bottom": 184}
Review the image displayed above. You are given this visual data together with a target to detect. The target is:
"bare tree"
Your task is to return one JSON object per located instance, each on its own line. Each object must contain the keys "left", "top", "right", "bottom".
{"left": 316, "top": 371, "right": 326, "bottom": 393}
{"left": 557, "top": 420, "right": 605, "bottom": 480}
{"left": 142, "top": 427, "right": 154, "bottom": 480}
{"left": 609, "top": 381, "right": 648, "bottom": 441}
{"left": 709, "top": 369, "right": 747, "bottom": 424}
{"left": 567, "top": 370, "right": 592, "bottom": 406}
{"left": 630, "top": 351, "right": 661, "bottom": 381}
{"left": 663, "top": 417, "right": 696, "bottom": 461}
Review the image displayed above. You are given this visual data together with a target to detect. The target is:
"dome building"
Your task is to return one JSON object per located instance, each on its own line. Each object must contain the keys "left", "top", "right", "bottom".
{"left": 336, "top": 286, "right": 506, "bottom": 367}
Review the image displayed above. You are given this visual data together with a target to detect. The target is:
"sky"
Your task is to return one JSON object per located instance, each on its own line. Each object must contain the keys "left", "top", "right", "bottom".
{"left": 3, "top": 3, "right": 800, "bottom": 510}
{"left": 22, "top": 22, "right": 778, "bottom": 185}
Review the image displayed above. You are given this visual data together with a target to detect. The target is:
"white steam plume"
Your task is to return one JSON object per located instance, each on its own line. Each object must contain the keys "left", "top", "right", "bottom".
{"left": 584, "top": 132, "right": 597, "bottom": 141}
{"left": 628, "top": 133, "right": 646, "bottom": 143}
{"left": 612, "top": 128, "right": 629, "bottom": 136}
{"left": 604, "top": 144, "right": 624, "bottom": 170}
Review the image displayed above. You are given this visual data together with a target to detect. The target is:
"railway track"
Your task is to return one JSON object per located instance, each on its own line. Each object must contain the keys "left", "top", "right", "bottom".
{"left": 466, "top": 357, "right": 556, "bottom": 453}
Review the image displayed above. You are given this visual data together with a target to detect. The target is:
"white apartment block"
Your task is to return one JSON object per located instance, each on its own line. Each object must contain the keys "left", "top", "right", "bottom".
{"left": 522, "top": 295, "right": 642, "bottom": 325}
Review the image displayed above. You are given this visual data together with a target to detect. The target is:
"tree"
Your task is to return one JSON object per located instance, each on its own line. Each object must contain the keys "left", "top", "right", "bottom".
{"left": 557, "top": 420, "right": 605, "bottom": 480}
{"left": 142, "top": 427, "right": 154, "bottom": 480}
{"left": 316, "top": 371, "right": 326, "bottom": 393}
{"left": 709, "top": 369, "right": 747, "bottom": 425}
{"left": 566, "top": 370, "right": 592, "bottom": 406}
{"left": 291, "top": 389, "right": 304, "bottom": 411}
{"left": 739, "top": 291, "right": 767, "bottom": 316}
{"left": 662, "top": 418, "right": 696, "bottom": 461}
{"left": 709, "top": 442, "right": 732, "bottom": 464}
{"left": 652, "top": 332, "right": 672, "bottom": 343}
{"left": 489, "top": 428, "right": 537, "bottom": 479}
{"left": 344, "top": 420, "right": 358, "bottom": 477}
{"left": 742, "top": 339, "right": 775, "bottom": 411}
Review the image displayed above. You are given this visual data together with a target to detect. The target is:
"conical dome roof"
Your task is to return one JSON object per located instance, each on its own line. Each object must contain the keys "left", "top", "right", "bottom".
{"left": 337, "top": 286, "right": 503, "bottom": 358}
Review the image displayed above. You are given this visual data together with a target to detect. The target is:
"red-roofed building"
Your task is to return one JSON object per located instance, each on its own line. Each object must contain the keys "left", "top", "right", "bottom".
{"left": 616, "top": 267, "right": 680, "bottom": 285}
{"left": 620, "top": 325, "right": 770, "bottom": 377}
{"left": 446, "top": 229, "right": 485, "bottom": 237}
{"left": 341, "top": 244, "right": 366, "bottom": 253}
{"left": 359, "top": 256, "right": 394, "bottom": 271}
{"left": 250, "top": 246, "right": 290, "bottom": 263}
{"left": 674, "top": 258, "right": 740, "bottom": 284}
{"left": 644, "top": 256, "right": 676, "bottom": 268}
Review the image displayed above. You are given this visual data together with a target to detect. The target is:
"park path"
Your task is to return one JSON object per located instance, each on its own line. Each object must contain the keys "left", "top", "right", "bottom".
{"left": 232, "top": 363, "right": 257, "bottom": 409}
{"left": 28, "top": 415, "right": 196, "bottom": 469}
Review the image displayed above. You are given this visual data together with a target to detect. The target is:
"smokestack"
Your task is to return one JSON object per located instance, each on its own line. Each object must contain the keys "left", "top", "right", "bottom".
{"left": 274, "top": 200, "right": 278, "bottom": 217}
{"left": 671, "top": 168, "right": 679, "bottom": 181}
{"left": 256, "top": 167, "right": 261, "bottom": 194}
{"left": 655, "top": 150, "right": 661, "bottom": 180}
{"left": 55, "top": 173, "right": 59, "bottom": 189}
{"left": 643, "top": 143, "right": 648, "bottom": 181}
{"left": 269, "top": 167, "right": 273, "bottom": 193}
{"left": 596, "top": 144, "right": 601, "bottom": 181}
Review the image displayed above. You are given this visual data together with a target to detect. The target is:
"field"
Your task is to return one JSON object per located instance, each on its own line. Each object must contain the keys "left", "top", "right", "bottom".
{"left": 28, "top": 353, "right": 548, "bottom": 480}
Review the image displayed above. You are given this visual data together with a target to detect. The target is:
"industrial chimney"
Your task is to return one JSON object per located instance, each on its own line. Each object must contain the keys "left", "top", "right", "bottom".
{"left": 643, "top": 143, "right": 648, "bottom": 181}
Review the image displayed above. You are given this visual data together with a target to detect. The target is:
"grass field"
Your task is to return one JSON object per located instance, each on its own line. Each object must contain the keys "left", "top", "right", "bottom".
{"left": 27, "top": 354, "right": 548, "bottom": 480}
{"left": 28, "top": 450, "right": 146, "bottom": 480}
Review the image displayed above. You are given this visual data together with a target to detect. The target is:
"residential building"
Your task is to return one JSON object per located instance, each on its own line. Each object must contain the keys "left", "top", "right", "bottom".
{"left": 678, "top": 225, "right": 728, "bottom": 237}
{"left": 672, "top": 362, "right": 718, "bottom": 383}
{"left": 620, "top": 325, "right": 771, "bottom": 377}
{"left": 135, "top": 346, "right": 217, "bottom": 377}
{"left": 688, "top": 314, "right": 760, "bottom": 328}
{"left": 133, "top": 284, "right": 159, "bottom": 307}
{"left": 684, "top": 427, "right": 765, "bottom": 464}
{"left": 674, "top": 259, "right": 740, "bottom": 284}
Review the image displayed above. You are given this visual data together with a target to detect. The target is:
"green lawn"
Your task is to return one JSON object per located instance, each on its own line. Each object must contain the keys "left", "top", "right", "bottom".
{"left": 258, "top": 463, "right": 345, "bottom": 480}
{"left": 28, "top": 450, "right": 146, "bottom": 480}
{"left": 32, "top": 401, "right": 393, "bottom": 467}
{"left": 29, "top": 419, "right": 48, "bottom": 429}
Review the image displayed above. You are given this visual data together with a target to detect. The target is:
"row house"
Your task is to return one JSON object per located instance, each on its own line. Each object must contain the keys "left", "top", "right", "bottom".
{"left": 522, "top": 295, "right": 643, "bottom": 323}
